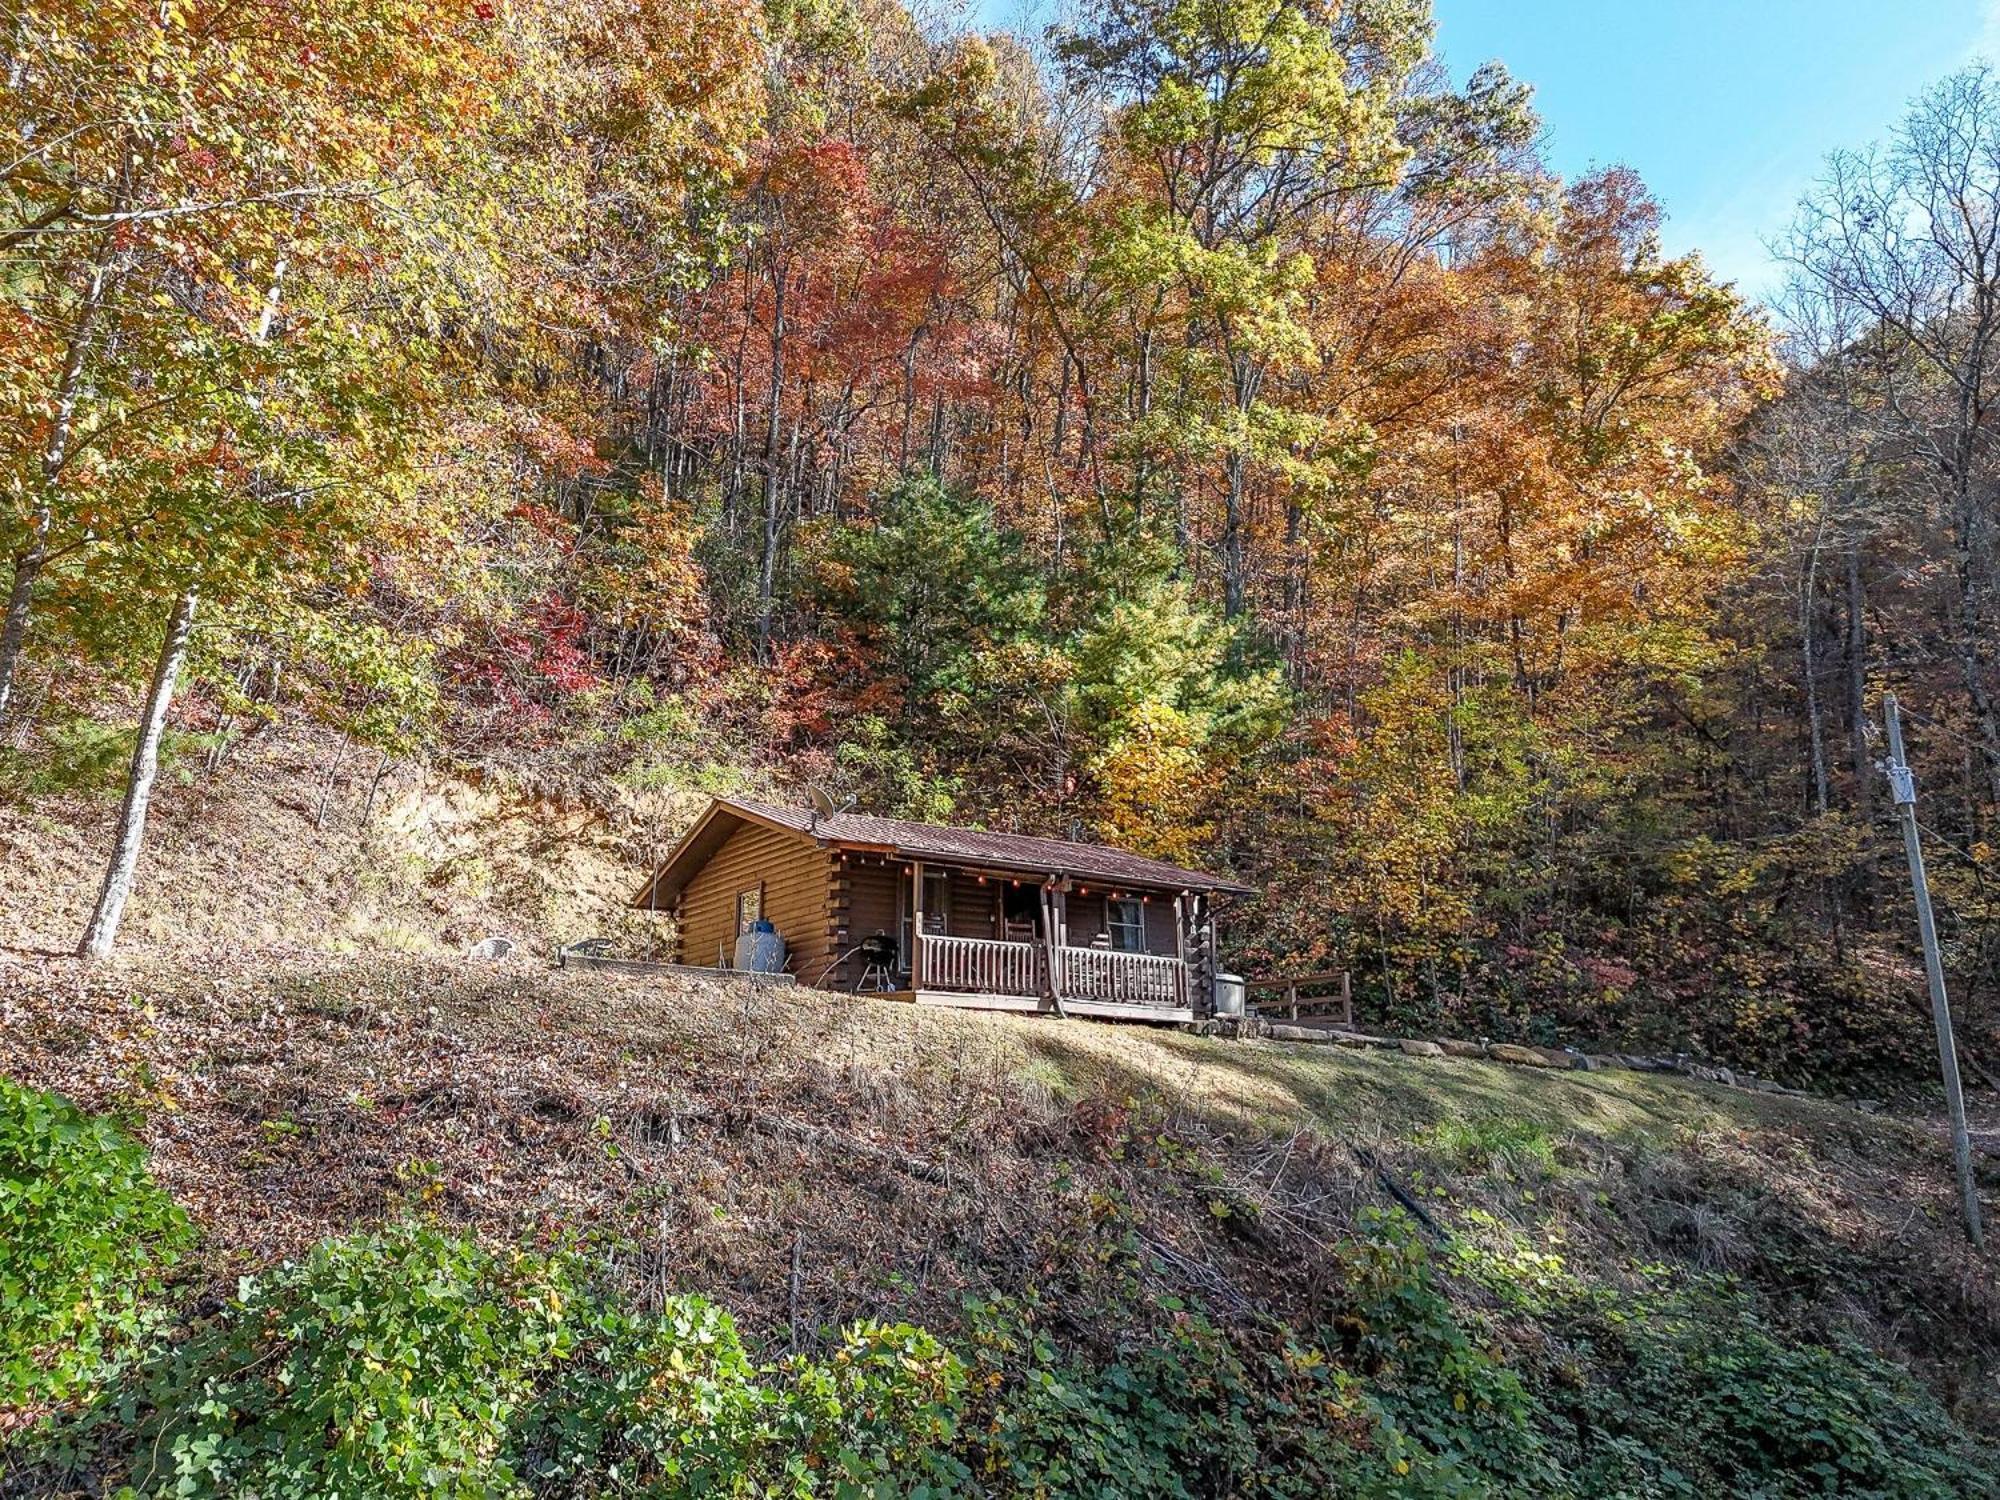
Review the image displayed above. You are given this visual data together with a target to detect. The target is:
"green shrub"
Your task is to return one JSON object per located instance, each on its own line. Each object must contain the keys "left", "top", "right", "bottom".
{"left": 1333, "top": 1214, "right": 1558, "bottom": 1493}
{"left": 128, "top": 1225, "right": 579, "bottom": 1497}
{"left": 514, "top": 1300, "right": 965, "bottom": 1496}
{"left": 29, "top": 1203, "right": 1997, "bottom": 1498}
{"left": 957, "top": 1210, "right": 1998, "bottom": 1499}
{"left": 119, "top": 1225, "right": 966, "bottom": 1498}
{"left": 955, "top": 1272, "right": 1508, "bottom": 1500}
{"left": 1453, "top": 1225, "right": 2000, "bottom": 1498}
{"left": 958, "top": 1296, "right": 1253, "bottom": 1497}
{"left": 0, "top": 1077, "right": 190, "bottom": 1408}
{"left": 0, "top": 717, "right": 212, "bottom": 798}
{"left": 1561, "top": 1310, "right": 2000, "bottom": 1499}
{"left": 1687, "top": 1328, "right": 1988, "bottom": 1498}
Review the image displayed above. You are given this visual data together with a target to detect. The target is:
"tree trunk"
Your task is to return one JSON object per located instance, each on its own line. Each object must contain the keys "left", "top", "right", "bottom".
{"left": 0, "top": 560, "right": 43, "bottom": 730}
{"left": 313, "top": 733, "right": 353, "bottom": 830}
{"left": 1221, "top": 449, "right": 1247, "bottom": 618}
{"left": 755, "top": 264, "right": 788, "bottom": 662}
{"left": 1951, "top": 496, "right": 2000, "bottom": 808}
{"left": 1845, "top": 544, "right": 1872, "bottom": 821}
{"left": 1801, "top": 525, "right": 1830, "bottom": 815}
{"left": 77, "top": 586, "right": 198, "bottom": 959}
{"left": 1219, "top": 348, "right": 1264, "bottom": 619}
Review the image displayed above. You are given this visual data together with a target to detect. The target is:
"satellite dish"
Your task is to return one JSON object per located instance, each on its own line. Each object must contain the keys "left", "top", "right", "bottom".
{"left": 806, "top": 784, "right": 855, "bottom": 829}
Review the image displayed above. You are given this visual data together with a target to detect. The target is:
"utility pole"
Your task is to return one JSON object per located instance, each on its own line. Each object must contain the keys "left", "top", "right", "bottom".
{"left": 1882, "top": 693, "right": 1984, "bottom": 1250}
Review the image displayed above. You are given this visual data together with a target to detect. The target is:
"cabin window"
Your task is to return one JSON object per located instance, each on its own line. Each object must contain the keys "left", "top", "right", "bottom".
{"left": 734, "top": 886, "right": 763, "bottom": 935}
{"left": 1107, "top": 898, "right": 1146, "bottom": 953}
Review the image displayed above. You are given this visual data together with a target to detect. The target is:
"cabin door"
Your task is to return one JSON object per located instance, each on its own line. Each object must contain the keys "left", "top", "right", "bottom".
{"left": 896, "top": 869, "right": 950, "bottom": 970}
{"left": 1000, "top": 881, "right": 1042, "bottom": 943}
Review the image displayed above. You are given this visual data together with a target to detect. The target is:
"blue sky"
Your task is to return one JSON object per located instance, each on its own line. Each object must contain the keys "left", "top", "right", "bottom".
{"left": 1429, "top": 1, "right": 1999, "bottom": 301}
{"left": 975, "top": 0, "right": 1999, "bottom": 304}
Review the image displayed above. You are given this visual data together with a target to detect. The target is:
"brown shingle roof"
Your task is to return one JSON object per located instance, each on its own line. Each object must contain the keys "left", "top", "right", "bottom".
{"left": 632, "top": 795, "right": 1254, "bottom": 908}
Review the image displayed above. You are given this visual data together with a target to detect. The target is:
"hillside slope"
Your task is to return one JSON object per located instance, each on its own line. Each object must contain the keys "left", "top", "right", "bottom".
{"left": 0, "top": 724, "right": 698, "bottom": 959}
{"left": 5, "top": 947, "right": 1995, "bottom": 1459}
{"left": 8, "top": 726, "right": 2000, "bottom": 1490}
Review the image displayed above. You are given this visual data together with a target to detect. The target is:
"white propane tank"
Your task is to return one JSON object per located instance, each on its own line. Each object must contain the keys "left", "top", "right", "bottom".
{"left": 734, "top": 920, "right": 787, "bottom": 974}
{"left": 1213, "top": 972, "right": 1246, "bottom": 1018}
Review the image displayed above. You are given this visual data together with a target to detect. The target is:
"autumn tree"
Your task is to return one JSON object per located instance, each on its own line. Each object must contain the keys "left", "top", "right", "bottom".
{"left": 1780, "top": 65, "right": 2000, "bottom": 809}
{"left": 0, "top": 0, "right": 505, "bottom": 723}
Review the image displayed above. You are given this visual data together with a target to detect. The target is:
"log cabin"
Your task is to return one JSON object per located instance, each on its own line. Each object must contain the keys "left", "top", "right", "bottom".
{"left": 630, "top": 796, "right": 1253, "bottom": 1023}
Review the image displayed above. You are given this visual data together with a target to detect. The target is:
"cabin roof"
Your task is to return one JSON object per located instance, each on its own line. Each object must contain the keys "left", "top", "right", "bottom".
{"left": 630, "top": 795, "right": 1256, "bottom": 909}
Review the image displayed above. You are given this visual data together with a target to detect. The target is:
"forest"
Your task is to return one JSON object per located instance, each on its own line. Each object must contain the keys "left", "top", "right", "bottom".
{"left": 6, "top": 0, "right": 2000, "bottom": 1091}
{"left": 19, "top": 4, "right": 2000, "bottom": 1496}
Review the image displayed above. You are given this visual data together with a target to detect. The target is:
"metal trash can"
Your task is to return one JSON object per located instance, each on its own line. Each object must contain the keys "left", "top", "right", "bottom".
{"left": 734, "top": 919, "right": 787, "bottom": 974}
{"left": 1212, "top": 972, "right": 1246, "bottom": 1018}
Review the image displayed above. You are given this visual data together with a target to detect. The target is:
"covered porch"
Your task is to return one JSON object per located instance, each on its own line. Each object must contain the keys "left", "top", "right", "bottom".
{"left": 828, "top": 851, "right": 1221, "bottom": 1023}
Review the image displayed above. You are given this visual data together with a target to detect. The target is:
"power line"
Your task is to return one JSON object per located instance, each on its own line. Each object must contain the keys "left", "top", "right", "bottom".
{"left": 1899, "top": 703, "right": 2000, "bottom": 765}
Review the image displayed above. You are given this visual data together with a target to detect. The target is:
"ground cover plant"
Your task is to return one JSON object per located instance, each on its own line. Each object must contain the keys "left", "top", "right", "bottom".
{"left": 4, "top": 961, "right": 1996, "bottom": 1496}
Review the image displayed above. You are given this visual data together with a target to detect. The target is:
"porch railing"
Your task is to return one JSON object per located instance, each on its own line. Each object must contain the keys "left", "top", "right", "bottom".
{"left": 918, "top": 934, "right": 1043, "bottom": 995}
{"left": 1054, "top": 945, "right": 1187, "bottom": 1008}
{"left": 914, "top": 934, "right": 1195, "bottom": 1011}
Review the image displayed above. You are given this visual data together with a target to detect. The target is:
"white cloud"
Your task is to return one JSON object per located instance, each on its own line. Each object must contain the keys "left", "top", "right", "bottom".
{"left": 1976, "top": 0, "right": 2000, "bottom": 62}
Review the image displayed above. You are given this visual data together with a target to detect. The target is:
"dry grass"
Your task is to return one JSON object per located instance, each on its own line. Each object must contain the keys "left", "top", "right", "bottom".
{"left": 4, "top": 944, "right": 1995, "bottom": 1427}
{"left": 4, "top": 728, "right": 1997, "bottom": 1425}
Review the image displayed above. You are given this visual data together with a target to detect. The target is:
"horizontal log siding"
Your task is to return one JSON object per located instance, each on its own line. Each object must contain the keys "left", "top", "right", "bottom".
{"left": 806, "top": 855, "right": 1189, "bottom": 990}
{"left": 824, "top": 860, "right": 1030, "bottom": 988}
{"left": 943, "top": 868, "right": 1002, "bottom": 938}
{"left": 831, "top": 859, "right": 900, "bottom": 988}
{"left": 679, "top": 823, "right": 830, "bottom": 980}
{"left": 1064, "top": 892, "right": 1177, "bottom": 955}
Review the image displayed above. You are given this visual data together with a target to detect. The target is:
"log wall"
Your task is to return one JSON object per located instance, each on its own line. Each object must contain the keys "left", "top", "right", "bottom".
{"left": 677, "top": 822, "right": 831, "bottom": 981}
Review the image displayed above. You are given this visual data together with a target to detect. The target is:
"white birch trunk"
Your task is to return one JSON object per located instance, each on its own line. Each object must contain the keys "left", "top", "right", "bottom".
{"left": 76, "top": 587, "right": 198, "bottom": 959}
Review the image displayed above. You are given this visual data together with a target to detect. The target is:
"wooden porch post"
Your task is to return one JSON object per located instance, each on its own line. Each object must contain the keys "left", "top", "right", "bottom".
{"left": 1041, "top": 878, "right": 1070, "bottom": 1018}
{"left": 1172, "top": 893, "right": 1190, "bottom": 1011}
{"left": 910, "top": 859, "right": 925, "bottom": 990}
{"left": 1038, "top": 883, "right": 1054, "bottom": 1005}
{"left": 1200, "top": 904, "right": 1216, "bottom": 1000}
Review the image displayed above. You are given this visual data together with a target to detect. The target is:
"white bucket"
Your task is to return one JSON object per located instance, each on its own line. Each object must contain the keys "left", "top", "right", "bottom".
{"left": 1213, "top": 972, "right": 1245, "bottom": 1017}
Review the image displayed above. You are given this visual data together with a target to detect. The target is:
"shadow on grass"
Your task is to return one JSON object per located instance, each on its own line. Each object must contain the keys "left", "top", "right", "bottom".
{"left": 1009, "top": 1023, "right": 1766, "bottom": 1147}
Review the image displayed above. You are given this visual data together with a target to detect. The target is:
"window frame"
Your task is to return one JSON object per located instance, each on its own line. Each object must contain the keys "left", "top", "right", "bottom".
{"left": 1106, "top": 897, "right": 1146, "bottom": 953}
{"left": 734, "top": 884, "right": 764, "bottom": 936}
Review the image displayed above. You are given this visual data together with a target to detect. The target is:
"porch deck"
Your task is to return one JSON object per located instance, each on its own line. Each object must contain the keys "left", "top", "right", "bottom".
{"left": 901, "top": 931, "right": 1197, "bottom": 1023}
{"left": 883, "top": 989, "right": 1197, "bottom": 1024}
